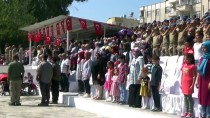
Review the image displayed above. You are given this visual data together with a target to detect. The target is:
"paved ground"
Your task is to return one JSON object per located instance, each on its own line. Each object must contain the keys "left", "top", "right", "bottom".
{"left": 0, "top": 96, "right": 107, "bottom": 118}
{"left": 0, "top": 66, "right": 107, "bottom": 118}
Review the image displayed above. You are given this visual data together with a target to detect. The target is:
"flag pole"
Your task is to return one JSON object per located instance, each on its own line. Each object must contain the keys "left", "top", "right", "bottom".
{"left": 29, "top": 39, "right": 32, "bottom": 65}
{"left": 67, "top": 30, "right": 69, "bottom": 51}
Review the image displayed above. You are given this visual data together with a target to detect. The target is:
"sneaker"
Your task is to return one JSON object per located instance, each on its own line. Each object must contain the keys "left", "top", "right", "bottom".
{"left": 83, "top": 94, "right": 90, "bottom": 98}
{"left": 181, "top": 112, "right": 188, "bottom": 117}
{"left": 186, "top": 113, "right": 193, "bottom": 118}
{"left": 8, "top": 102, "right": 15, "bottom": 106}
{"left": 141, "top": 106, "right": 147, "bottom": 110}
{"left": 152, "top": 108, "right": 161, "bottom": 112}
{"left": 15, "top": 103, "right": 21, "bottom": 106}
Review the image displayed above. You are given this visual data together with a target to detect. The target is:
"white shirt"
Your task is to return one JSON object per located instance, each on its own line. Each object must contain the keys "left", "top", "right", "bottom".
{"left": 193, "top": 43, "right": 202, "bottom": 60}
{"left": 61, "top": 58, "right": 70, "bottom": 73}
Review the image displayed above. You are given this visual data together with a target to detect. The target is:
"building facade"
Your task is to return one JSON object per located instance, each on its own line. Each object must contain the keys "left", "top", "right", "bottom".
{"left": 106, "top": 17, "right": 140, "bottom": 28}
{"left": 140, "top": 0, "right": 210, "bottom": 23}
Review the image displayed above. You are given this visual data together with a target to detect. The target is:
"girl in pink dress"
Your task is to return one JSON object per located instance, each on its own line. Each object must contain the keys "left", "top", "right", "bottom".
{"left": 104, "top": 61, "right": 114, "bottom": 102}
{"left": 110, "top": 62, "right": 120, "bottom": 103}
{"left": 181, "top": 53, "right": 197, "bottom": 117}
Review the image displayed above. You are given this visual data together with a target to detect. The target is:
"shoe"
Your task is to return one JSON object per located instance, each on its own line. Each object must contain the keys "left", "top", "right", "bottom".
{"left": 186, "top": 113, "right": 193, "bottom": 118}
{"left": 38, "top": 103, "right": 48, "bottom": 106}
{"left": 152, "top": 108, "right": 161, "bottom": 112}
{"left": 8, "top": 102, "right": 15, "bottom": 106}
{"left": 16, "top": 103, "right": 21, "bottom": 106}
{"left": 83, "top": 94, "right": 90, "bottom": 98}
{"left": 119, "top": 102, "right": 126, "bottom": 105}
{"left": 141, "top": 106, "right": 147, "bottom": 110}
{"left": 50, "top": 101, "right": 58, "bottom": 104}
{"left": 181, "top": 112, "right": 188, "bottom": 117}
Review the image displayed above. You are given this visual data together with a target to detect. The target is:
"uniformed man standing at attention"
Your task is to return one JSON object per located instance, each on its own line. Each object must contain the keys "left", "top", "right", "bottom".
{"left": 8, "top": 54, "right": 25, "bottom": 106}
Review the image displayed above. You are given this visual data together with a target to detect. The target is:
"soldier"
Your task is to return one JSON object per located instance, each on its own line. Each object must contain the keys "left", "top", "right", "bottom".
{"left": 19, "top": 45, "right": 24, "bottom": 63}
{"left": 152, "top": 27, "right": 162, "bottom": 56}
{"left": 12, "top": 45, "right": 17, "bottom": 62}
{"left": 5, "top": 45, "right": 10, "bottom": 64}
{"left": 9, "top": 46, "right": 13, "bottom": 63}
{"left": 177, "top": 22, "right": 189, "bottom": 55}
{"left": 169, "top": 23, "right": 178, "bottom": 56}
{"left": 161, "top": 26, "right": 170, "bottom": 56}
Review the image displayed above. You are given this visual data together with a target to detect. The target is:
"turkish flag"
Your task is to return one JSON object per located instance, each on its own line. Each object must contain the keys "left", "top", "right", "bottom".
{"left": 28, "top": 32, "right": 32, "bottom": 41}
{"left": 46, "top": 26, "right": 49, "bottom": 36}
{"left": 66, "top": 17, "right": 72, "bottom": 30}
{"left": 56, "top": 23, "right": 61, "bottom": 36}
{"left": 54, "top": 38, "right": 61, "bottom": 46}
{"left": 51, "top": 25, "right": 54, "bottom": 37}
{"left": 79, "top": 19, "right": 87, "bottom": 30}
{"left": 94, "top": 22, "right": 102, "bottom": 35}
{"left": 43, "top": 28, "right": 46, "bottom": 36}
{"left": 61, "top": 20, "right": 65, "bottom": 33}
{"left": 45, "top": 36, "right": 51, "bottom": 45}
{"left": 39, "top": 29, "right": 42, "bottom": 35}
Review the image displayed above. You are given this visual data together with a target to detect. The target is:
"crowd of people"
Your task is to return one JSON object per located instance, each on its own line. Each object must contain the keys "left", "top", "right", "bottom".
{"left": 3, "top": 12, "right": 210, "bottom": 118}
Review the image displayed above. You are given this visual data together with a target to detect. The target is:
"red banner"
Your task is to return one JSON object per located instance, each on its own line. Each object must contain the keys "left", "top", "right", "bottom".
{"left": 61, "top": 20, "right": 65, "bottom": 33}
{"left": 51, "top": 25, "right": 54, "bottom": 37}
{"left": 54, "top": 38, "right": 61, "bottom": 46}
{"left": 56, "top": 23, "right": 61, "bottom": 36}
{"left": 94, "top": 22, "right": 102, "bottom": 35}
{"left": 66, "top": 17, "right": 72, "bottom": 30}
{"left": 28, "top": 32, "right": 32, "bottom": 41}
{"left": 79, "top": 19, "right": 87, "bottom": 30}
{"left": 45, "top": 36, "right": 51, "bottom": 45}
{"left": 42, "top": 28, "right": 46, "bottom": 36}
{"left": 46, "top": 26, "right": 49, "bottom": 36}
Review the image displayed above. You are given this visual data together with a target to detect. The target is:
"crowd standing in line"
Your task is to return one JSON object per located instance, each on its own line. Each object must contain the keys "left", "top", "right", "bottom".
{"left": 4, "top": 12, "right": 210, "bottom": 118}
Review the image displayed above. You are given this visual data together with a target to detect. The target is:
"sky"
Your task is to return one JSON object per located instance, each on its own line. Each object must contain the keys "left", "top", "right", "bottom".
{"left": 69, "top": 0, "right": 163, "bottom": 23}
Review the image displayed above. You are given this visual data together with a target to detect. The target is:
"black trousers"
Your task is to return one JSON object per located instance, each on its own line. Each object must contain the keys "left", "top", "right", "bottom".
{"left": 40, "top": 81, "right": 50, "bottom": 104}
{"left": 60, "top": 73, "right": 69, "bottom": 92}
{"left": 151, "top": 85, "right": 161, "bottom": 109}
{"left": 78, "top": 80, "right": 84, "bottom": 93}
{"left": 83, "top": 79, "right": 90, "bottom": 94}
{"left": 128, "top": 84, "right": 141, "bottom": 108}
{"left": 51, "top": 79, "right": 60, "bottom": 102}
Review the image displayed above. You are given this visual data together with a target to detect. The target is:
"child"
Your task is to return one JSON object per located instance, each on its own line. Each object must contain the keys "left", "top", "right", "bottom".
{"left": 104, "top": 61, "right": 114, "bottom": 102}
{"left": 82, "top": 51, "right": 92, "bottom": 98}
{"left": 181, "top": 53, "right": 196, "bottom": 118}
{"left": 150, "top": 55, "right": 162, "bottom": 111}
{"left": 140, "top": 66, "right": 150, "bottom": 109}
{"left": 110, "top": 61, "right": 120, "bottom": 103}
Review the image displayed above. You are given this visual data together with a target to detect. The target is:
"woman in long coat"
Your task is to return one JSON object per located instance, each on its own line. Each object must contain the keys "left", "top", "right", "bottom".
{"left": 197, "top": 40, "right": 210, "bottom": 118}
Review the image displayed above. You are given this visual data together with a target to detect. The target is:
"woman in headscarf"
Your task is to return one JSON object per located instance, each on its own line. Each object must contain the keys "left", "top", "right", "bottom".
{"left": 197, "top": 40, "right": 210, "bottom": 118}
{"left": 128, "top": 47, "right": 144, "bottom": 108}
{"left": 76, "top": 51, "right": 85, "bottom": 94}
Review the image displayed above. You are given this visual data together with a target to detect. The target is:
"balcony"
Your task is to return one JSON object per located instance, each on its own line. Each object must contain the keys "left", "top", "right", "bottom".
{"left": 168, "top": 11, "right": 178, "bottom": 17}
{"left": 176, "top": 4, "right": 192, "bottom": 12}
{"left": 140, "top": 16, "right": 144, "bottom": 24}
{"left": 168, "top": 0, "right": 178, "bottom": 3}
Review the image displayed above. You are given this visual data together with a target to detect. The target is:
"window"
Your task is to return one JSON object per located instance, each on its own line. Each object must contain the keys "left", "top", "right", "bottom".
{"left": 194, "top": 0, "right": 201, "bottom": 3}
{"left": 156, "top": 9, "right": 160, "bottom": 16}
{"left": 195, "top": 11, "right": 201, "bottom": 18}
{"left": 147, "top": 11, "right": 151, "bottom": 17}
{"left": 166, "top": 7, "right": 171, "bottom": 14}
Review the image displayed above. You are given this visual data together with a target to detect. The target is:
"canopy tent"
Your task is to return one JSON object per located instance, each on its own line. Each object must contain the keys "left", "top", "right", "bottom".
{"left": 20, "top": 15, "right": 124, "bottom": 65}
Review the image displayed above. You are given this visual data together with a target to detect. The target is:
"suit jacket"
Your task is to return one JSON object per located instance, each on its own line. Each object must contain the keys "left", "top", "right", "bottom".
{"left": 150, "top": 64, "right": 162, "bottom": 86}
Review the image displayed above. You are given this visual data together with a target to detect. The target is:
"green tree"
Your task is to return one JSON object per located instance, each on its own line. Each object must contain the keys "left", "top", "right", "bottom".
{"left": 0, "top": 0, "right": 87, "bottom": 53}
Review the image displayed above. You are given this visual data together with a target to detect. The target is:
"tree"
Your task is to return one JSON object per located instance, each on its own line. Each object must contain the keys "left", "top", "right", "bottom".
{"left": 0, "top": 0, "right": 87, "bottom": 53}
{"left": 29, "top": 0, "right": 87, "bottom": 22}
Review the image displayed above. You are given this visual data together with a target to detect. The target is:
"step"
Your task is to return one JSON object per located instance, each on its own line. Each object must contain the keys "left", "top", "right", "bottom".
{"left": 58, "top": 92, "right": 178, "bottom": 118}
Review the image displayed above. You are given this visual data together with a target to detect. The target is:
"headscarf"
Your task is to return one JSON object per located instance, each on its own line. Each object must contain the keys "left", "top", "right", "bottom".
{"left": 77, "top": 51, "right": 84, "bottom": 64}
{"left": 84, "top": 51, "right": 91, "bottom": 60}
{"left": 198, "top": 40, "right": 210, "bottom": 76}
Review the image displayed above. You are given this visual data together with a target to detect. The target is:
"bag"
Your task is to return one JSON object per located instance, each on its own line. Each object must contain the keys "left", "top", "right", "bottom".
{"left": 89, "top": 75, "right": 93, "bottom": 85}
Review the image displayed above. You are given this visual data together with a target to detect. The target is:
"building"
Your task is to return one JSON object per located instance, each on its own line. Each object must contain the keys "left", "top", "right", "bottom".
{"left": 106, "top": 17, "right": 140, "bottom": 28}
{"left": 140, "top": 0, "right": 210, "bottom": 23}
